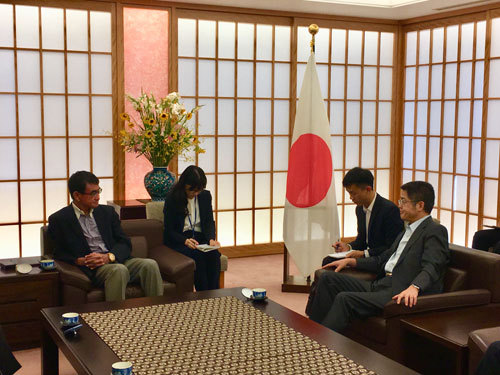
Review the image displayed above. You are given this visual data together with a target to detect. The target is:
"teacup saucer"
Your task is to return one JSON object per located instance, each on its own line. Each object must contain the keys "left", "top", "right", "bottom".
{"left": 241, "top": 288, "right": 268, "bottom": 301}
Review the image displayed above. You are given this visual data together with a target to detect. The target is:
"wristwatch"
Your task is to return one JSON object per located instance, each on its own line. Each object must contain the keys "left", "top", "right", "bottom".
{"left": 108, "top": 253, "right": 116, "bottom": 263}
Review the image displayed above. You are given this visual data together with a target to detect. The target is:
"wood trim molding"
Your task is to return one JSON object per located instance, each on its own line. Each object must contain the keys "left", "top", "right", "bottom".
{"left": 220, "top": 242, "right": 284, "bottom": 258}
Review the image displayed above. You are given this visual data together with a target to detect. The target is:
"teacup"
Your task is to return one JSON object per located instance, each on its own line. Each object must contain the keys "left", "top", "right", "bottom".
{"left": 252, "top": 288, "right": 266, "bottom": 299}
{"left": 112, "top": 361, "right": 133, "bottom": 375}
{"left": 62, "top": 312, "right": 79, "bottom": 326}
{"left": 40, "top": 259, "right": 55, "bottom": 270}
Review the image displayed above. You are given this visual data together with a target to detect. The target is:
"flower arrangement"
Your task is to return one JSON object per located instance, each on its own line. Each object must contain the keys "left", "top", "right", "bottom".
{"left": 119, "top": 91, "right": 204, "bottom": 167}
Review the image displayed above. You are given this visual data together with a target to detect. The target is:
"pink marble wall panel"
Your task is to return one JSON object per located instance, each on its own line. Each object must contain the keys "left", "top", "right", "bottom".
{"left": 123, "top": 7, "right": 169, "bottom": 199}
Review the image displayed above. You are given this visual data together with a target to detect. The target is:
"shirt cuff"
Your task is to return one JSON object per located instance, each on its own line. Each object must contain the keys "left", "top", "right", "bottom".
{"left": 364, "top": 250, "right": 370, "bottom": 258}
{"left": 347, "top": 244, "right": 352, "bottom": 251}
{"left": 411, "top": 284, "right": 420, "bottom": 291}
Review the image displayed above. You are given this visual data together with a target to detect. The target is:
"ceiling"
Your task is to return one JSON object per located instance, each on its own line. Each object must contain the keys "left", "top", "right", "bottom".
{"left": 166, "top": 0, "right": 499, "bottom": 20}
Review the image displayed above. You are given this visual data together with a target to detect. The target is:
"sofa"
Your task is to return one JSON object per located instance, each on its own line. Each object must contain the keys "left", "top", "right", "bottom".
{"left": 41, "top": 218, "right": 195, "bottom": 305}
{"left": 468, "top": 326, "right": 500, "bottom": 374}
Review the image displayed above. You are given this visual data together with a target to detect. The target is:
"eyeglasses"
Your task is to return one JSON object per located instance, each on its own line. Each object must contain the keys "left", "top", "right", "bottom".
{"left": 398, "top": 198, "right": 416, "bottom": 206}
{"left": 80, "top": 188, "right": 102, "bottom": 197}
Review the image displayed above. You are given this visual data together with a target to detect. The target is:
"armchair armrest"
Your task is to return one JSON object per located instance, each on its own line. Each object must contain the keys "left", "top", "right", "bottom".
{"left": 383, "top": 289, "right": 491, "bottom": 319}
{"left": 54, "top": 260, "right": 93, "bottom": 291}
{"left": 148, "top": 245, "right": 195, "bottom": 282}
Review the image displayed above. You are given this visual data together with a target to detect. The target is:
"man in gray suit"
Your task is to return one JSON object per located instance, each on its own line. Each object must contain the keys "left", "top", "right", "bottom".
{"left": 308, "top": 181, "right": 449, "bottom": 332}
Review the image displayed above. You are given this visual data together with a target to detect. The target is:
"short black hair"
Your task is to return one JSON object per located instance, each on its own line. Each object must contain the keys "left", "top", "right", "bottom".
{"left": 401, "top": 181, "right": 435, "bottom": 214}
{"left": 342, "top": 167, "right": 374, "bottom": 189}
{"left": 68, "top": 171, "right": 99, "bottom": 199}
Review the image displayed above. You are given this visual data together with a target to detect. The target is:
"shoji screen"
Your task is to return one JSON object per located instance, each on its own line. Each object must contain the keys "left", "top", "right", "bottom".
{"left": 176, "top": 14, "right": 292, "bottom": 248}
{"left": 402, "top": 17, "right": 499, "bottom": 246}
{"left": 296, "top": 24, "right": 396, "bottom": 239}
{"left": 0, "top": 3, "right": 115, "bottom": 257}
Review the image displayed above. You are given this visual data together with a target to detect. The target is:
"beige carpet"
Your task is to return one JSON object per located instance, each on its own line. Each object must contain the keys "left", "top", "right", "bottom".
{"left": 12, "top": 254, "right": 309, "bottom": 375}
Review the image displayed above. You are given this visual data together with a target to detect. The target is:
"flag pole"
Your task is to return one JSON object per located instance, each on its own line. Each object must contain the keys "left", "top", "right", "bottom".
{"left": 309, "top": 24, "right": 319, "bottom": 53}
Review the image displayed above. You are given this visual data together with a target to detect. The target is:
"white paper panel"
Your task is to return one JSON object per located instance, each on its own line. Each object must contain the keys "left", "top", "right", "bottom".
{"left": 0, "top": 4, "right": 14, "bottom": 47}
{"left": 236, "top": 210, "right": 252, "bottom": 245}
{"left": 453, "top": 212, "right": 466, "bottom": 246}
{"left": 238, "top": 23, "right": 254, "bottom": 60}
{"left": 0, "top": 95, "right": 16, "bottom": 136}
{"left": 178, "top": 60, "right": 196, "bottom": 97}
{"left": 90, "top": 11, "right": 111, "bottom": 52}
{"left": 331, "top": 136, "right": 343, "bottom": 169}
{"left": 317, "top": 65, "right": 329, "bottom": 99}
{"left": 483, "top": 179, "right": 498, "bottom": 218}
{"left": 217, "top": 137, "right": 234, "bottom": 173}
{"left": 472, "top": 100, "right": 482, "bottom": 138}
{"left": 378, "top": 102, "right": 391, "bottom": 134}
{"left": 314, "top": 28, "right": 330, "bottom": 63}
{"left": 446, "top": 25, "right": 459, "bottom": 62}
{"left": 18, "top": 95, "right": 41, "bottom": 136}
{"left": 487, "top": 100, "right": 500, "bottom": 138}
{"left": 441, "top": 138, "right": 454, "bottom": 173}
{"left": 346, "top": 67, "right": 361, "bottom": 99}
{"left": 403, "top": 136, "right": 413, "bottom": 169}
{"left": 470, "top": 139, "right": 481, "bottom": 176}
{"left": 457, "top": 101, "right": 470, "bottom": 137}
{"left": 256, "top": 173, "right": 270, "bottom": 207}
{"left": 348, "top": 30, "right": 362, "bottom": 65}
{"left": 363, "top": 68, "right": 377, "bottom": 100}
{"left": 444, "top": 63, "right": 457, "bottom": 99}
{"left": 92, "top": 97, "right": 112, "bottom": 135}
{"left": 217, "top": 211, "right": 234, "bottom": 246}
{"left": 255, "top": 137, "right": 270, "bottom": 171}
{"left": 439, "top": 209, "right": 452, "bottom": 233}
{"left": 0, "top": 183, "right": 18, "bottom": 222}
{"left": 91, "top": 54, "right": 111, "bottom": 94}
{"left": 418, "top": 66, "right": 429, "bottom": 99}
{"left": 460, "top": 23, "right": 474, "bottom": 61}
{"left": 66, "top": 10, "right": 88, "bottom": 51}
{"left": 297, "top": 27, "right": 309, "bottom": 63}
{"left": 68, "top": 96, "right": 89, "bottom": 136}
{"left": 69, "top": 138, "right": 90, "bottom": 174}
{"left": 0, "top": 139, "right": 17, "bottom": 180}
{"left": 272, "top": 172, "right": 286, "bottom": 207}
{"left": 418, "top": 29, "right": 430, "bottom": 64}
{"left": 255, "top": 100, "right": 271, "bottom": 135}
{"left": 459, "top": 62, "right": 472, "bottom": 99}
{"left": 67, "top": 53, "right": 89, "bottom": 93}
{"left": 198, "top": 99, "right": 215, "bottom": 135}
{"left": 346, "top": 101, "right": 360, "bottom": 134}
{"left": 236, "top": 99, "right": 252, "bottom": 135}
{"left": 415, "top": 171, "right": 425, "bottom": 182}
{"left": 467, "top": 215, "right": 478, "bottom": 247}
{"left": 469, "top": 177, "right": 479, "bottom": 214}
{"left": 476, "top": 21, "right": 486, "bottom": 59}
{"left": 99, "top": 177, "right": 113, "bottom": 203}
{"left": 456, "top": 139, "right": 469, "bottom": 175}
{"left": 344, "top": 204, "right": 357, "bottom": 237}
{"left": 361, "top": 136, "right": 375, "bottom": 168}
{"left": 237, "top": 62, "right": 253, "bottom": 97}
{"left": 274, "top": 100, "right": 289, "bottom": 135}
{"left": 440, "top": 174, "right": 453, "bottom": 209}
{"left": 415, "top": 136, "right": 426, "bottom": 170}
{"left": 178, "top": 19, "right": 196, "bottom": 57}
{"left": 0, "top": 51, "right": 15, "bottom": 92}
{"left": 379, "top": 32, "right": 394, "bottom": 66}
{"left": 427, "top": 172, "right": 439, "bottom": 198}
{"left": 198, "top": 20, "right": 215, "bottom": 58}
{"left": 274, "top": 63, "right": 290, "bottom": 99}
{"left": 330, "top": 102, "right": 344, "bottom": 134}
{"left": 205, "top": 175, "right": 215, "bottom": 196}
{"left": 334, "top": 171, "right": 343, "bottom": 204}
{"left": 430, "top": 65, "right": 443, "bottom": 99}
{"left": 218, "top": 61, "right": 234, "bottom": 97}
{"left": 491, "top": 18, "right": 500, "bottom": 57}
{"left": 376, "top": 169, "right": 390, "bottom": 198}
{"left": 273, "top": 137, "right": 288, "bottom": 171}
{"left": 236, "top": 174, "right": 252, "bottom": 209}
{"left": 19, "top": 139, "right": 42, "bottom": 179}
{"left": 44, "top": 95, "right": 66, "bottom": 136}
{"left": 432, "top": 28, "right": 444, "bottom": 63}
{"left": 255, "top": 210, "right": 271, "bottom": 244}
{"left": 15, "top": 5, "right": 39, "bottom": 48}
{"left": 198, "top": 137, "right": 215, "bottom": 173}
{"left": 296, "top": 63, "right": 306, "bottom": 94}
{"left": 219, "top": 22, "right": 235, "bottom": 59}
{"left": 42, "top": 52, "right": 65, "bottom": 93}
{"left": 443, "top": 101, "right": 455, "bottom": 136}
{"left": 363, "top": 31, "right": 378, "bottom": 65}
{"left": 416, "top": 102, "right": 427, "bottom": 135}
{"left": 256, "top": 63, "right": 271, "bottom": 98}
{"left": 20, "top": 182, "right": 43, "bottom": 223}
{"left": 489, "top": 60, "right": 500, "bottom": 98}
{"left": 45, "top": 180, "right": 68, "bottom": 217}
{"left": 92, "top": 138, "right": 113, "bottom": 176}
{"left": 345, "top": 136, "right": 359, "bottom": 169}
{"left": 429, "top": 102, "right": 441, "bottom": 135}
{"left": 377, "top": 136, "right": 390, "bottom": 168}
{"left": 331, "top": 66, "right": 345, "bottom": 99}
{"left": 485, "top": 140, "right": 500, "bottom": 178}
{"left": 474, "top": 62, "right": 484, "bottom": 99}
{"left": 406, "top": 31, "right": 417, "bottom": 66}
{"left": 17, "top": 51, "right": 40, "bottom": 93}
{"left": 405, "top": 67, "right": 415, "bottom": 100}
{"left": 428, "top": 137, "right": 440, "bottom": 171}
{"left": 275, "top": 26, "right": 290, "bottom": 62}
{"left": 404, "top": 102, "right": 414, "bottom": 134}
{"left": 331, "top": 29, "right": 346, "bottom": 64}
{"left": 44, "top": 139, "right": 67, "bottom": 178}
{"left": 218, "top": 99, "right": 234, "bottom": 135}
{"left": 272, "top": 208, "right": 284, "bottom": 242}
{"left": 362, "top": 102, "right": 375, "bottom": 134}
{"left": 236, "top": 137, "right": 253, "bottom": 172}
{"left": 41, "top": 7, "right": 64, "bottom": 50}
{"left": 256, "top": 24, "right": 272, "bottom": 61}
{"left": 198, "top": 60, "right": 215, "bottom": 97}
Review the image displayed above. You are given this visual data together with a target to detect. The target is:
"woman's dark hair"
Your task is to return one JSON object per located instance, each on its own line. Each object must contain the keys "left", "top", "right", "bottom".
{"left": 169, "top": 165, "right": 207, "bottom": 213}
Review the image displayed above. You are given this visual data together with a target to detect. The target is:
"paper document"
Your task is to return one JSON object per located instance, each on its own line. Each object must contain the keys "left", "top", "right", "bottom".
{"left": 327, "top": 251, "right": 350, "bottom": 259}
{"left": 196, "top": 244, "right": 220, "bottom": 252}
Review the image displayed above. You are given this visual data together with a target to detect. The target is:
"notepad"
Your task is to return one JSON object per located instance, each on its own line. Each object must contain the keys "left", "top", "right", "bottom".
{"left": 196, "top": 244, "right": 221, "bottom": 252}
{"left": 327, "top": 251, "right": 350, "bottom": 259}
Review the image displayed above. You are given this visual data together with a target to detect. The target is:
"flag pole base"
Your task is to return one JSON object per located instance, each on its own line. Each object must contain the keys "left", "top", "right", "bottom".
{"left": 281, "top": 275, "right": 312, "bottom": 293}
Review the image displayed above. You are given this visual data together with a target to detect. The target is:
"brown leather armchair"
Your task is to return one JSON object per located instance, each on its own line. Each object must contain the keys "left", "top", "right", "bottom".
{"left": 468, "top": 327, "right": 500, "bottom": 374}
{"left": 41, "top": 218, "right": 195, "bottom": 305}
{"left": 313, "top": 244, "right": 500, "bottom": 363}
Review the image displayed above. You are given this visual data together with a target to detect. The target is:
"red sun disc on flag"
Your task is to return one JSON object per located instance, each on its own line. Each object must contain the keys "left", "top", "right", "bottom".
{"left": 286, "top": 133, "right": 332, "bottom": 208}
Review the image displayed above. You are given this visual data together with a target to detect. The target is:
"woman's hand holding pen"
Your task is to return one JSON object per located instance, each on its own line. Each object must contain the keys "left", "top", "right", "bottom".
{"left": 185, "top": 237, "right": 199, "bottom": 249}
{"left": 332, "top": 241, "right": 349, "bottom": 253}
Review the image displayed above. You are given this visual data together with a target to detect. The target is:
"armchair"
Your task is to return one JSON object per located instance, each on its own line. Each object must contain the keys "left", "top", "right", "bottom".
{"left": 41, "top": 218, "right": 195, "bottom": 305}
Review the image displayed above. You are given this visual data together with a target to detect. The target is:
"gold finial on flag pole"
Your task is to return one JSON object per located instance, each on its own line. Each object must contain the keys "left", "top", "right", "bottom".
{"left": 309, "top": 24, "right": 319, "bottom": 53}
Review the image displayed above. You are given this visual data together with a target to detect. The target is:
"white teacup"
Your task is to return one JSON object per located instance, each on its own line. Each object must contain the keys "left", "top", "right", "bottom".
{"left": 62, "top": 312, "right": 79, "bottom": 326}
{"left": 252, "top": 288, "right": 266, "bottom": 299}
{"left": 112, "top": 361, "right": 133, "bottom": 375}
{"left": 40, "top": 259, "right": 55, "bottom": 270}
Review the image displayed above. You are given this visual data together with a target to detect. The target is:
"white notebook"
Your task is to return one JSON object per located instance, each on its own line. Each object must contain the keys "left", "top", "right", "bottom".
{"left": 327, "top": 251, "right": 350, "bottom": 259}
{"left": 196, "top": 244, "right": 221, "bottom": 252}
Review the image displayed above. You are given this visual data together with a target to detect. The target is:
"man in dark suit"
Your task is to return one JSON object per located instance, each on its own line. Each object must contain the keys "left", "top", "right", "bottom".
{"left": 48, "top": 171, "right": 163, "bottom": 302}
{"left": 0, "top": 326, "right": 20, "bottom": 375}
{"left": 323, "top": 167, "right": 403, "bottom": 264}
{"left": 309, "top": 181, "right": 449, "bottom": 332}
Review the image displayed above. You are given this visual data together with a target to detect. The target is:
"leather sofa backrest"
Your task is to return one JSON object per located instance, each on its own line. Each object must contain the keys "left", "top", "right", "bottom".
{"left": 443, "top": 267, "right": 467, "bottom": 292}
{"left": 130, "top": 236, "right": 148, "bottom": 258}
{"left": 40, "top": 226, "right": 54, "bottom": 257}
{"left": 121, "top": 219, "right": 164, "bottom": 249}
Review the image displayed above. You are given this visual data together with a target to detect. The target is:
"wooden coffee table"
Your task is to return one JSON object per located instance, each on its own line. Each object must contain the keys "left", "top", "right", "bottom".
{"left": 41, "top": 287, "right": 416, "bottom": 375}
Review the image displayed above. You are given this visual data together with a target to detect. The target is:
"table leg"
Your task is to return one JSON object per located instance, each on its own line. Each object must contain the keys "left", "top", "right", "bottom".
{"left": 41, "top": 327, "right": 59, "bottom": 375}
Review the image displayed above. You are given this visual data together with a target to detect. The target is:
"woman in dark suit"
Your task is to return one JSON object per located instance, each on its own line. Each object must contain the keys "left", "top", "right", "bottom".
{"left": 163, "top": 165, "right": 221, "bottom": 291}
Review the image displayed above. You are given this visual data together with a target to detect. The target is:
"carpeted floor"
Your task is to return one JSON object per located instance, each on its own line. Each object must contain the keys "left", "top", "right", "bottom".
{"left": 12, "top": 254, "right": 309, "bottom": 375}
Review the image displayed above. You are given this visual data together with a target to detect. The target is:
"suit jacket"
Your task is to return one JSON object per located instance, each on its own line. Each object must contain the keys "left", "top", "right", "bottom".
{"left": 48, "top": 204, "right": 132, "bottom": 283}
{"left": 350, "top": 194, "right": 404, "bottom": 257}
{"left": 163, "top": 190, "right": 216, "bottom": 248}
{"left": 356, "top": 216, "right": 449, "bottom": 295}
{"left": 0, "top": 326, "right": 20, "bottom": 375}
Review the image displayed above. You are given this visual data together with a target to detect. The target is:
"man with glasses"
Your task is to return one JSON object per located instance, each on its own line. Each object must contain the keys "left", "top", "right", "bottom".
{"left": 308, "top": 181, "right": 449, "bottom": 332}
{"left": 48, "top": 171, "right": 163, "bottom": 301}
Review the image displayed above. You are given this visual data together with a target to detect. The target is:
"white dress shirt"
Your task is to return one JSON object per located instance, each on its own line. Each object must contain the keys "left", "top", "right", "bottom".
{"left": 363, "top": 194, "right": 377, "bottom": 258}
{"left": 183, "top": 197, "right": 202, "bottom": 233}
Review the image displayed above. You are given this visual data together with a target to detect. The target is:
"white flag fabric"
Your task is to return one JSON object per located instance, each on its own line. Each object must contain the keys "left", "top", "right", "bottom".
{"left": 283, "top": 53, "right": 340, "bottom": 277}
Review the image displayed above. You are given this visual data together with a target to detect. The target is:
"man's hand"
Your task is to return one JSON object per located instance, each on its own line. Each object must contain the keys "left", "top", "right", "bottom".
{"left": 209, "top": 239, "right": 221, "bottom": 247}
{"left": 321, "top": 258, "right": 356, "bottom": 272}
{"left": 185, "top": 238, "right": 199, "bottom": 249}
{"left": 345, "top": 250, "right": 365, "bottom": 258}
{"left": 84, "top": 253, "right": 109, "bottom": 270}
{"left": 392, "top": 285, "right": 419, "bottom": 307}
{"left": 332, "top": 241, "right": 350, "bottom": 252}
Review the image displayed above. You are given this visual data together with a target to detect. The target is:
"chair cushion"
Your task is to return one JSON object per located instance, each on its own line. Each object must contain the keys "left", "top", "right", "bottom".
{"left": 146, "top": 201, "right": 165, "bottom": 222}
{"left": 220, "top": 254, "right": 228, "bottom": 272}
{"left": 444, "top": 267, "right": 467, "bottom": 292}
{"left": 130, "top": 236, "right": 148, "bottom": 258}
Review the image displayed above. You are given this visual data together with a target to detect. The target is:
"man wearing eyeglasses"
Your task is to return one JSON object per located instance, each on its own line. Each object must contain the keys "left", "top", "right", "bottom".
{"left": 309, "top": 181, "right": 449, "bottom": 332}
{"left": 48, "top": 171, "right": 163, "bottom": 301}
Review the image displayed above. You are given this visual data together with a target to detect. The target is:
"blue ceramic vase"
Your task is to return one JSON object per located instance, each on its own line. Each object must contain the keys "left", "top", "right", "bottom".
{"left": 144, "top": 167, "right": 176, "bottom": 201}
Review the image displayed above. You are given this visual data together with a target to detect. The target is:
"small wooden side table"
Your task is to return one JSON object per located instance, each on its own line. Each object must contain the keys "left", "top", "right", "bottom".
{"left": 107, "top": 199, "right": 150, "bottom": 220}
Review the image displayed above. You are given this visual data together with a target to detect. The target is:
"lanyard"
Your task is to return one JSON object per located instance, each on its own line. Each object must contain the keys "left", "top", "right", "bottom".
{"left": 187, "top": 196, "right": 197, "bottom": 238}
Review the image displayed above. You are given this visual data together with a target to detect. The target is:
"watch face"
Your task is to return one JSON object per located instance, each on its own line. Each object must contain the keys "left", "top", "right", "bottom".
{"left": 108, "top": 253, "right": 115, "bottom": 262}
